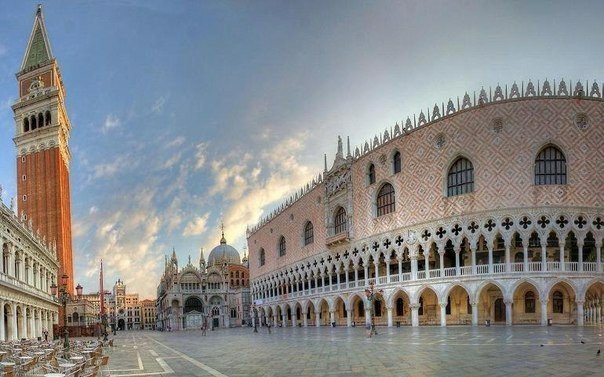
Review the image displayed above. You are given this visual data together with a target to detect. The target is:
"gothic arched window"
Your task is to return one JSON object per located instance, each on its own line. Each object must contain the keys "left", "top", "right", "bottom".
{"left": 334, "top": 207, "right": 347, "bottom": 235}
{"left": 525, "top": 291, "right": 535, "bottom": 313}
{"left": 278, "top": 236, "right": 286, "bottom": 257}
{"left": 45, "top": 111, "right": 51, "bottom": 126}
{"left": 376, "top": 183, "right": 395, "bottom": 216}
{"left": 304, "top": 221, "right": 314, "bottom": 245}
{"left": 31, "top": 115, "right": 37, "bottom": 130}
{"left": 535, "top": 146, "right": 567, "bottom": 185}
{"left": 368, "top": 164, "right": 376, "bottom": 184}
{"left": 38, "top": 113, "right": 44, "bottom": 128}
{"left": 447, "top": 157, "right": 474, "bottom": 196}
{"left": 23, "top": 118, "right": 30, "bottom": 132}
{"left": 259, "top": 248, "right": 265, "bottom": 267}
{"left": 393, "top": 151, "right": 401, "bottom": 174}
{"left": 552, "top": 291, "right": 563, "bottom": 313}
{"left": 396, "top": 297, "right": 404, "bottom": 316}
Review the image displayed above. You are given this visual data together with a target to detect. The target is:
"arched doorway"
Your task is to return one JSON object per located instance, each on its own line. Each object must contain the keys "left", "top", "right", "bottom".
{"left": 547, "top": 281, "right": 575, "bottom": 324}
{"left": 513, "top": 281, "right": 540, "bottom": 325}
{"left": 334, "top": 296, "right": 347, "bottom": 326}
{"left": 3, "top": 303, "right": 12, "bottom": 341}
{"left": 391, "top": 289, "right": 411, "bottom": 325}
{"left": 318, "top": 299, "right": 329, "bottom": 326}
{"left": 477, "top": 282, "right": 505, "bottom": 324}
{"left": 584, "top": 281, "right": 603, "bottom": 325}
{"left": 418, "top": 287, "right": 439, "bottom": 325}
{"left": 183, "top": 296, "right": 204, "bottom": 329}
{"left": 446, "top": 285, "right": 472, "bottom": 325}
{"left": 350, "top": 295, "right": 365, "bottom": 326}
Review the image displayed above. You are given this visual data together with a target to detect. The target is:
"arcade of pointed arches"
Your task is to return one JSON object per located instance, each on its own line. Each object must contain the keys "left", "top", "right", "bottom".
{"left": 252, "top": 278, "right": 603, "bottom": 328}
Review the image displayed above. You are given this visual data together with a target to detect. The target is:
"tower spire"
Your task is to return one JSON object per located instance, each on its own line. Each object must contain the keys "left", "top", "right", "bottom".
{"left": 220, "top": 222, "right": 227, "bottom": 244}
{"left": 21, "top": 4, "right": 54, "bottom": 73}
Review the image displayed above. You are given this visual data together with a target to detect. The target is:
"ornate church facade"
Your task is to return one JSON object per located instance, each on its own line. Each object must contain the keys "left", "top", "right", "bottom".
{"left": 248, "top": 79, "right": 604, "bottom": 328}
{"left": 156, "top": 231, "right": 251, "bottom": 330}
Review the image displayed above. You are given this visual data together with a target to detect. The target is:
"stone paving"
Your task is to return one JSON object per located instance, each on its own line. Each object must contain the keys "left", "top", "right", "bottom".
{"left": 102, "top": 325, "right": 604, "bottom": 377}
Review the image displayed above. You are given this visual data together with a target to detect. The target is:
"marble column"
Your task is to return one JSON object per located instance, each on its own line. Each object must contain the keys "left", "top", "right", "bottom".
{"left": 487, "top": 244, "right": 494, "bottom": 274}
{"left": 471, "top": 245, "right": 477, "bottom": 275}
{"left": 576, "top": 300, "right": 584, "bottom": 327}
{"left": 577, "top": 241, "right": 584, "bottom": 272}
{"left": 329, "top": 311, "right": 335, "bottom": 326}
{"left": 0, "top": 300, "right": 4, "bottom": 341}
{"left": 596, "top": 244, "right": 602, "bottom": 273}
{"left": 471, "top": 302, "right": 478, "bottom": 326}
{"left": 438, "top": 248, "right": 445, "bottom": 278}
{"left": 504, "top": 300, "right": 513, "bottom": 326}
{"left": 315, "top": 311, "right": 321, "bottom": 327}
{"left": 540, "top": 299, "right": 549, "bottom": 326}
{"left": 523, "top": 243, "right": 529, "bottom": 272}
{"left": 387, "top": 307, "right": 393, "bottom": 327}
{"left": 411, "top": 304, "right": 419, "bottom": 327}
{"left": 440, "top": 303, "right": 447, "bottom": 327}
{"left": 364, "top": 309, "right": 371, "bottom": 326}
{"left": 454, "top": 246, "right": 461, "bottom": 276}
{"left": 559, "top": 241, "right": 565, "bottom": 271}
{"left": 410, "top": 255, "right": 418, "bottom": 280}
{"left": 541, "top": 243, "right": 547, "bottom": 272}
{"left": 303, "top": 310, "right": 308, "bottom": 327}
{"left": 505, "top": 244, "right": 511, "bottom": 273}
{"left": 346, "top": 306, "right": 352, "bottom": 327}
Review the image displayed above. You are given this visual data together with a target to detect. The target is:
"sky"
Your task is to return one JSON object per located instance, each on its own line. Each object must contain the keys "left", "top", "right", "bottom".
{"left": 1, "top": 0, "right": 604, "bottom": 298}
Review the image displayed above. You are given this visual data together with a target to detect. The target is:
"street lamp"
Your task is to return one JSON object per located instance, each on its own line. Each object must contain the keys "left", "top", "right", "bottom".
{"left": 50, "top": 274, "right": 82, "bottom": 358}
{"left": 251, "top": 304, "right": 258, "bottom": 332}
{"left": 364, "top": 280, "right": 383, "bottom": 336}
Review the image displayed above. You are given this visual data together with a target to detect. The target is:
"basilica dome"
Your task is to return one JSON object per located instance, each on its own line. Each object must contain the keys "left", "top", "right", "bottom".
{"left": 207, "top": 232, "right": 241, "bottom": 266}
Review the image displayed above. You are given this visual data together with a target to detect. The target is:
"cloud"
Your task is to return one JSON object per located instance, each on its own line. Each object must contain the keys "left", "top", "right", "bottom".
{"left": 194, "top": 142, "right": 208, "bottom": 170}
{"left": 76, "top": 188, "right": 162, "bottom": 298}
{"left": 91, "top": 155, "right": 131, "bottom": 180}
{"left": 152, "top": 96, "right": 167, "bottom": 114}
{"left": 162, "top": 151, "right": 182, "bottom": 169}
{"left": 183, "top": 212, "right": 210, "bottom": 236}
{"left": 101, "top": 114, "right": 121, "bottom": 133}
{"left": 166, "top": 136, "right": 185, "bottom": 148}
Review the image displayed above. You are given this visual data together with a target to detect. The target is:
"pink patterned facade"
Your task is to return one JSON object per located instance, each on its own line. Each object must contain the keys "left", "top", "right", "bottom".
{"left": 248, "top": 80, "right": 604, "bottom": 328}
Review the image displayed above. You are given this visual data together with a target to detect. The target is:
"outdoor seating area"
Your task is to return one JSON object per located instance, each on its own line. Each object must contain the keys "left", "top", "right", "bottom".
{"left": 0, "top": 338, "right": 110, "bottom": 377}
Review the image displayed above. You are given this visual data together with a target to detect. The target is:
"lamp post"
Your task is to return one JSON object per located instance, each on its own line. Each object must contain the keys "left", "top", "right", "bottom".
{"left": 251, "top": 304, "right": 258, "bottom": 333}
{"left": 364, "top": 280, "right": 383, "bottom": 336}
{"left": 51, "top": 274, "right": 83, "bottom": 358}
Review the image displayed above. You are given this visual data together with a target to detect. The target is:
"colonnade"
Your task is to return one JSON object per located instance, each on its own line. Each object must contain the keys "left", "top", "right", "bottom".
{"left": 0, "top": 299, "right": 56, "bottom": 341}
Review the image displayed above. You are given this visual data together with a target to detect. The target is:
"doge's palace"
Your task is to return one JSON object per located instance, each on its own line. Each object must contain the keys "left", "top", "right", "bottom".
{"left": 248, "top": 79, "right": 603, "bottom": 328}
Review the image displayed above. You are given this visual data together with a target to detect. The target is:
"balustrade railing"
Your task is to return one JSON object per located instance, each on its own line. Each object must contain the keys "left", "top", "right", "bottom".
{"left": 259, "top": 259, "right": 602, "bottom": 300}
{"left": 429, "top": 270, "right": 440, "bottom": 278}
{"left": 528, "top": 262, "right": 541, "bottom": 272}
{"left": 547, "top": 262, "right": 560, "bottom": 271}
{"left": 566, "top": 262, "right": 578, "bottom": 271}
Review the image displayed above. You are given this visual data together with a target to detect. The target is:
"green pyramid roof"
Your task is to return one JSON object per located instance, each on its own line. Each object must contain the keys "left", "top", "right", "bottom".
{"left": 21, "top": 5, "right": 53, "bottom": 72}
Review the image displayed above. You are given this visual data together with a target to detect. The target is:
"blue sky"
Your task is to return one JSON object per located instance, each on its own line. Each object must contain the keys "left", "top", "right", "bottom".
{"left": 1, "top": 0, "right": 603, "bottom": 298}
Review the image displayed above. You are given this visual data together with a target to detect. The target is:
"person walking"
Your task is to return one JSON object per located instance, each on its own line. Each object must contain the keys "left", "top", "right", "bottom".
{"left": 201, "top": 323, "right": 207, "bottom": 336}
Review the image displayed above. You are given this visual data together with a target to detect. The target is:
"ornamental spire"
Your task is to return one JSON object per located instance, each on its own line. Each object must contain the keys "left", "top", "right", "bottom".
{"left": 220, "top": 222, "right": 227, "bottom": 245}
{"left": 21, "top": 4, "right": 54, "bottom": 72}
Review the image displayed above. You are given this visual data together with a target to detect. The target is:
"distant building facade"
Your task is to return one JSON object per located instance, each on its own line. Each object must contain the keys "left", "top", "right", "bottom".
{"left": 141, "top": 299, "right": 157, "bottom": 330}
{"left": 156, "top": 231, "right": 251, "bottom": 330}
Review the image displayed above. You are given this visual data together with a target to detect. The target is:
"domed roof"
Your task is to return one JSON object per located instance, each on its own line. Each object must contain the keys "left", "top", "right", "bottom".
{"left": 207, "top": 230, "right": 241, "bottom": 266}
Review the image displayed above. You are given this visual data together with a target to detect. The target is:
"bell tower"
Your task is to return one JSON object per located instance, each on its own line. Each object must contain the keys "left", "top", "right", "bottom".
{"left": 11, "top": 5, "right": 75, "bottom": 293}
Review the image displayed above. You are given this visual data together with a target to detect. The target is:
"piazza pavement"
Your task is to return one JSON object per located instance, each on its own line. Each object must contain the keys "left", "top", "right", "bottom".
{"left": 100, "top": 325, "right": 603, "bottom": 377}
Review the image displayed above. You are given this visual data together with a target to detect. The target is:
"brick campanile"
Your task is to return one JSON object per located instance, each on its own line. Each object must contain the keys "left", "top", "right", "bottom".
{"left": 11, "top": 5, "right": 75, "bottom": 295}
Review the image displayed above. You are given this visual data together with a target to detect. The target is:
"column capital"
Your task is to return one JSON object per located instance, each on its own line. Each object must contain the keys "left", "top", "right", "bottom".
{"left": 575, "top": 300, "right": 585, "bottom": 305}
{"left": 409, "top": 304, "right": 420, "bottom": 310}
{"left": 470, "top": 301, "right": 478, "bottom": 307}
{"left": 504, "top": 299, "right": 513, "bottom": 305}
{"left": 439, "top": 303, "right": 447, "bottom": 309}
{"left": 539, "top": 299, "right": 549, "bottom": 305}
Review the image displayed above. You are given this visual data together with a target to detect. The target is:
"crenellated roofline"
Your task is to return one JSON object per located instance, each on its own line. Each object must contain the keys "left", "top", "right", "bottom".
{"left": 247, "top": 78, "right": 604, "bottom": 236}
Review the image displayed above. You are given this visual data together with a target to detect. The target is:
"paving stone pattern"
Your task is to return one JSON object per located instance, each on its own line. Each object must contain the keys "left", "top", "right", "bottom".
{"left": 103, "top": 326, "right": 604, "bottom": 377}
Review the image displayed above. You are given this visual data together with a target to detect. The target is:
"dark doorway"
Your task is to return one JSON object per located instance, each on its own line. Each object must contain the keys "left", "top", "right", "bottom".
{"left": 212, "top": 318, "right": 219, "bottom": 329}
{"left": 118, "top": 319, "right": 125, "bottom": 330}
{"left": 494, "top": 298, "right": 505, "bottom": 322}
